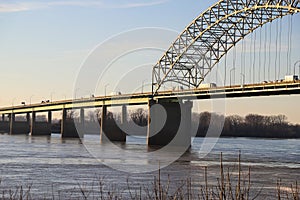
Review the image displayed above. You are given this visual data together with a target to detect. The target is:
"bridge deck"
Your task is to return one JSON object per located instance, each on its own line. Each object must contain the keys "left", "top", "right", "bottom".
{"left": 0, "top": 81, "right": 300, "bottom": 114}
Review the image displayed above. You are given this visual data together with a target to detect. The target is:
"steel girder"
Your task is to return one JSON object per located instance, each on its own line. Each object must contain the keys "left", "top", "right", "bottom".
{"left": 152, "top": 0, "right": 300, "bottom": 95}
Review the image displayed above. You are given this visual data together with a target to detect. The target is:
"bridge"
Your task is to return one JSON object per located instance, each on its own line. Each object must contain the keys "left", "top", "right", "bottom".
{"left": 0, "top": 0, "right": 299, "bottom": 149}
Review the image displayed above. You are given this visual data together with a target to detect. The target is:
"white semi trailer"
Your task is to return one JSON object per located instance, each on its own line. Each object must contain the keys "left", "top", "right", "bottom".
{"left": 284, "top": 75, "right": 299, "bottom": 82}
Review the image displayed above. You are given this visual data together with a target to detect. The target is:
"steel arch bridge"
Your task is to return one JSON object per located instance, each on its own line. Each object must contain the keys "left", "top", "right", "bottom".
{"left": 152, "top": 0, "right": 300, "bottom": 95}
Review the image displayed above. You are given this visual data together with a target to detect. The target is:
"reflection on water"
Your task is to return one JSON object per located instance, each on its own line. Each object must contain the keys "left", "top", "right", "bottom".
{"left": 0, "top": 134, "right": 299, "bottom": 198}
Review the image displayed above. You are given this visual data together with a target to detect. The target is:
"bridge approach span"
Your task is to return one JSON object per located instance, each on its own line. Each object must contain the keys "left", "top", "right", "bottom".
{"left": 0, "top": 81, "right": 300, "bottom": 115}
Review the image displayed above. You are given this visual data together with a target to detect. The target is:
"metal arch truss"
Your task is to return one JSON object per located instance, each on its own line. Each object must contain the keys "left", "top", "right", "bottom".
{"left": 152, "top": 0, "right": 300, "bottom": 95}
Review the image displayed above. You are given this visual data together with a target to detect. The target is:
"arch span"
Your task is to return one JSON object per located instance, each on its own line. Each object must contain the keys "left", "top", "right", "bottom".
{"left": 152, "top": 0, "right": 300, "bottom": 94}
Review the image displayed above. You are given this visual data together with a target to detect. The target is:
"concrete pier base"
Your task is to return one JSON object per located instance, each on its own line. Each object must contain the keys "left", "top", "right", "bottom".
{"left": 61, "top": 121, "right": 82, "bottom": 138}
{"left": 61, "top": 109, "right": 84, "bottom": 138}
{"left": 147, "top": 100, "right": 192, "bottom": 147}
{"left": 100, "top": 105, "right": 126, "bottom": 143}
{"left": 0, "top": 121, "right": 9, "bottom": 133}
{"left": 10, "top": 113, "right": 30, "bottom": 135}
{"left": 31, "top": 111, "right": 52, "bottom": 136}
{"left": 31, "top": 122, "right": 52, "bottom": 136}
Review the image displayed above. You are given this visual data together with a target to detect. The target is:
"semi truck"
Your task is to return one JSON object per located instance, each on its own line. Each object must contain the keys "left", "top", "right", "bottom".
{"left": 198, "top": 83, "right": 217, "bottom": 89}
{"left": 284, "top": 75, "right": 299, "bottom": 82}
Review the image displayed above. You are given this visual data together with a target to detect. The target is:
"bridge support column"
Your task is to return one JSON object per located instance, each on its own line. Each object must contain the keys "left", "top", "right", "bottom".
{"left": 121, "top": 105, "right": 127, "bottom": 125}
{"left": 0, "top": 114, "right": 9, "bottom": 133}
{"left": 100, "top": 105, "right": 126, "bottom": 143}
{"left": 61, "top": 109, "right": 84, "bottom": 138}
{"left": 10, "top": 113, "right": 30, "bottom": 135}
{"left": 147, "top": 100, "right": 192, "bottom": 148}
{"left": 80, "top": 108, "right": 85, "bottom": 131}
{"left": 48, "top": 111, "right": 52, "bottom": 125}
{"left": 30, "top": 111, "right": 52, "bottom": 136}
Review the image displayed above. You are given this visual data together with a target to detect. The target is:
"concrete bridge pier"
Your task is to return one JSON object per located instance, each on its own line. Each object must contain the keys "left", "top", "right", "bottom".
{"left": 30, "top": 111, "right": 52, "bottom": 136}
{"left": 100, "top": 105, "right": 127, "bottom": 143}
{"left": 147, "top": 100, "right": 192, "bottom": 148}
{"left": 10, "top": 113, "right": 30, "bottom": 135}
{"left": 0, "top": 114, "right": 9, "bottom": 133}
{"left": 61, "top": 108, "right": 84, "bottom": 138}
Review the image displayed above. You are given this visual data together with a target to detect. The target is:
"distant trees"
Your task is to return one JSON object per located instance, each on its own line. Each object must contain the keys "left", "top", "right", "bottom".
{"left": 194, "top": 113, "right": 300, "bottom": 138}
{"left": 66, "top": 110, "right": 77, "bottom": 121}
{"left": 196, "top": 112, "right": 211, "bottom": 137}
{"left": 51, "top": 108, "right": 299, "bottom": 138}
{"left": 130, "top": 108, "right": 148, "bottom": 127}
{"left": 63, "top": 108, "right": 149, "bottom": 127}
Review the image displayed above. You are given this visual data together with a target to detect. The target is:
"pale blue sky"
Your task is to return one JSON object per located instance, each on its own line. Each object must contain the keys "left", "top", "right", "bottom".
{"left": 0, "top": 0, "right": 300, "bottom": 123}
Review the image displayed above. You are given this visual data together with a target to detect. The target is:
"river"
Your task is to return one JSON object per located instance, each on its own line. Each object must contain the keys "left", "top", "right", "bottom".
{"left": 0, "top": 134, "right": 299, "bottom": 199}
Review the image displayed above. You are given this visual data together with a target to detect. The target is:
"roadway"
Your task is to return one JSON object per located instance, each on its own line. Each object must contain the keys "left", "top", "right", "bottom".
{"left": 1, "top": 81, "right": 300, "bottom": 115}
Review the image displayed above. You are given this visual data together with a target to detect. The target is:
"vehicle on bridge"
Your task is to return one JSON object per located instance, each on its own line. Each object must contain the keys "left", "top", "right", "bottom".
{"left": 198, "top": 83, "right": 217, "bottom": 89}
{"left": 110, "top": 91, "right": 122, "bottom": 96}
{"left": 284, "top": 75, "right": 299, "bottom": 82}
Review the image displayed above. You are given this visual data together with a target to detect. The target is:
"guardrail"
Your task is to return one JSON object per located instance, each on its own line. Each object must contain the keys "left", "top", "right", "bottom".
{"left": 1, "top": 81, "right": 300, "bottom": 114}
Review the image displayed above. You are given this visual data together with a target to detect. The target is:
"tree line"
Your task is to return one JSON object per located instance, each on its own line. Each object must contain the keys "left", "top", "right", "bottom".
{"left": 50, "top": 108, "right": 300, "bottom": 138}
{"left": 194, "top": 112, "right": 300, "bottom": 138}
{"left": 128, "top": 109, "right": 300, "bottom": 138}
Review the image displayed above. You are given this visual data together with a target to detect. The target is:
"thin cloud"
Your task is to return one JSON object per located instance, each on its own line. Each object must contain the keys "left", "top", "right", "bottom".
{"left": 0, "top": 0, "right": 170, "bottom": 13}
{"left": 0, "top": 3, "right": 33, "bottom": 12}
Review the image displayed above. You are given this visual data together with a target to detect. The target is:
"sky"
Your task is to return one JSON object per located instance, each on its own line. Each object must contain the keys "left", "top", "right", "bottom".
{"left": 0, "top": 0, "right": 300, "bottom": 123}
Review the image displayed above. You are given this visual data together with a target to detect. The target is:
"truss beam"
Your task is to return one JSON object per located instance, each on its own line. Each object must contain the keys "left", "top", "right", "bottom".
{"left": 152, "top": 0, "right": 300, "bottom": 95}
